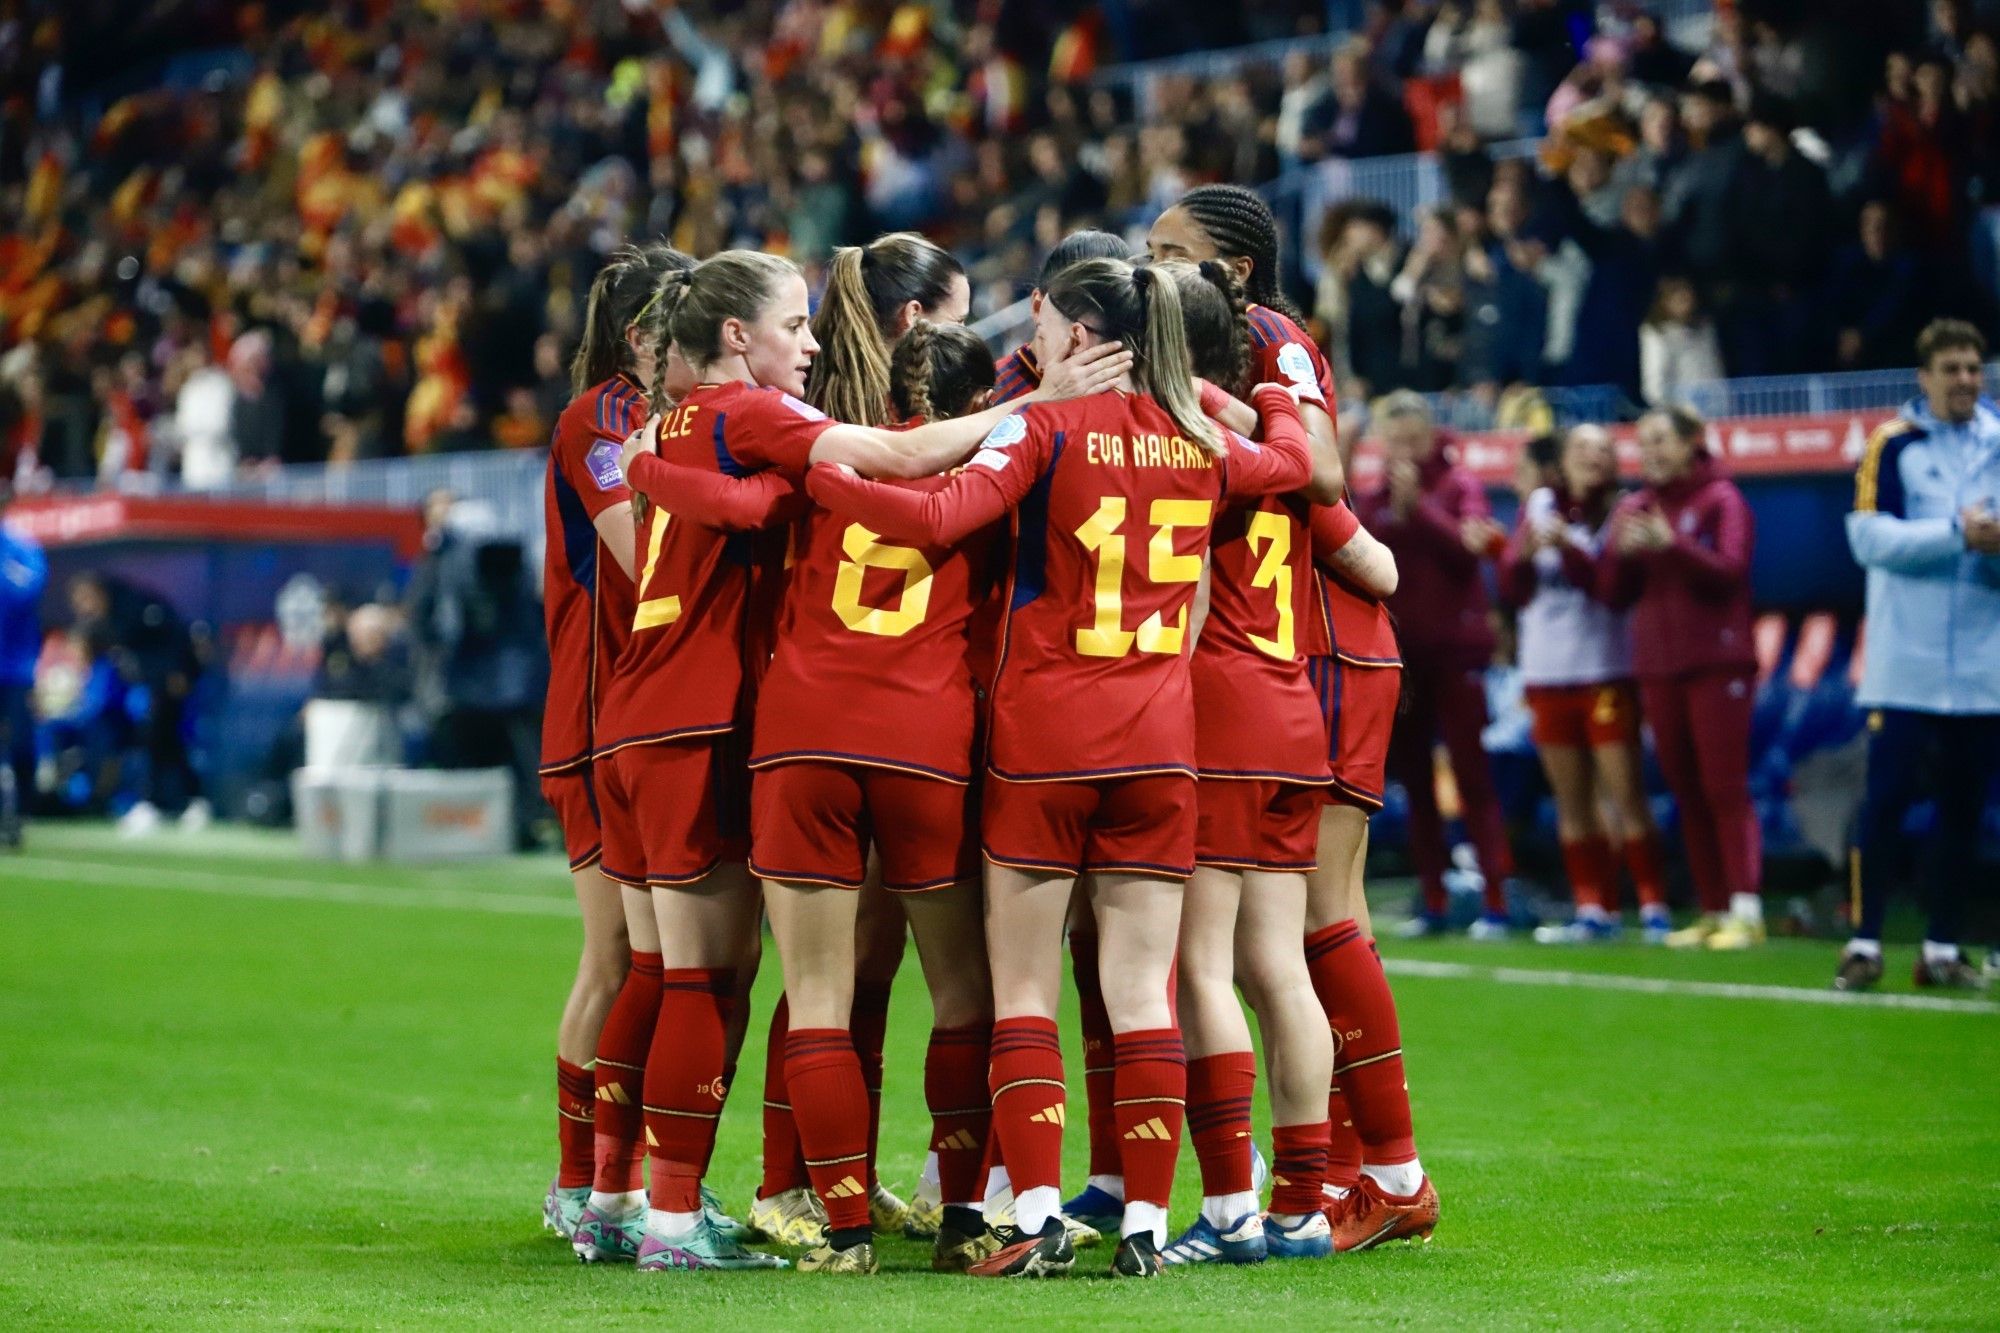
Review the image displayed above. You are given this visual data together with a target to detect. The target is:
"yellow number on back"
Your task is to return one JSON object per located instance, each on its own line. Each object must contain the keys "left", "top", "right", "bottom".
{"left": 1073, "top": 495, "right": 1213, "bottom": 658}
{"left": 633, "top": 507, "right": 682, "bottom": 631}
{"left": 831, "top": 523, "right": 934, "bottom": 638}
{"left": 1245, "top": 509, "right": 1295, "bottom": 660}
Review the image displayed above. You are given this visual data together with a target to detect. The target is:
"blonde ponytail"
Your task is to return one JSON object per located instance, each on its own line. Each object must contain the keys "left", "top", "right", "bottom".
{"left": 1132, "top": 265, "right": 1224, "bottom": 458}
{"left": 807, "top": 247, "right": 895, "bottom": 426}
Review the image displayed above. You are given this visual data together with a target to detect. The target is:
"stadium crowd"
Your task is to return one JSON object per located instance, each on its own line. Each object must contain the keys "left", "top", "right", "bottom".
{"left": 3, "top": 1, "right": 1997, "bottom": 488}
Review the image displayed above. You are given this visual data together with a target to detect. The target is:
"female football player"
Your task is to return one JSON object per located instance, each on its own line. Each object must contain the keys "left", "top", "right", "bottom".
{"left": 1499, "top": 424, "right": 1669, "bottom": 943}
{"left": 1153, "top": 260, "right": 1339, "bottom": 1267}
{"left": 598, "top": 249, "right": 1129, "bottom": 1273}
{"left": 536, "top": 242, "right": 690, "bottom": 1242}
{"left": 808, "top": 256, "right": 1336, "bottom": 1279}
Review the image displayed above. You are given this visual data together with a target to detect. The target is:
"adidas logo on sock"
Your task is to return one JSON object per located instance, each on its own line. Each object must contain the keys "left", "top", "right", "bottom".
{"left": 1123, "top": 1116, "right": 1171, "bottom": 1142}
{"left": 935, "top": 1129, "right": 979, "bottom": 1151}
{"left": 1029, "top": 1104, "right": 1066, "bottom": 1126}
{"left": 596, "top": 1083, "right": 633, "bottom": 1105}
{"left": 826, "top": 1175, "right": 867, "bottom": 1199}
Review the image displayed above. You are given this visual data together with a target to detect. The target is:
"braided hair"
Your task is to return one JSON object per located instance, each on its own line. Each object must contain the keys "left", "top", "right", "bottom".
{"left": 1172, "top": 183, "right": 1303, "bottom": 323}
{"left": 889, "top": 320, "right": 996, "bottom": 423}
{"left": 1158, "top": 259, "right": 1253, "bottom": 399}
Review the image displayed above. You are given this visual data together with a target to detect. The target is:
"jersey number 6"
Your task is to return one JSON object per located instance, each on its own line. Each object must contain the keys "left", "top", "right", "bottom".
{"left": 832, "top": 523, "right": 934, "bottom": 638}
{"left": 1074, "top": 496, "right": 1213, "bottom": 657}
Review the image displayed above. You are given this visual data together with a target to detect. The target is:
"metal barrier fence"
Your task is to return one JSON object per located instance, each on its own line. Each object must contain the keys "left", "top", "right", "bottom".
{"left": 1091, "top": 1, "right": 1717, "bottom": 114}
{"left": 99, "top": 361, "right": 1992, "bottom": 552}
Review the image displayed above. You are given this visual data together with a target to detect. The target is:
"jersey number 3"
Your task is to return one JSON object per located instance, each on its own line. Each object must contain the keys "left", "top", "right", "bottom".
{"left": 1074, "top": 496, "right": 1212, "bottom": 657}
{"left": 832, "top": 523, "right": 933, "bottom": 638}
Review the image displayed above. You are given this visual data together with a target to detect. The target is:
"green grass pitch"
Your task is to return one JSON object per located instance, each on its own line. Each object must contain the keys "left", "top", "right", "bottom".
{"left": 2, "top": 824, "right": 1995, "bottom": 1329}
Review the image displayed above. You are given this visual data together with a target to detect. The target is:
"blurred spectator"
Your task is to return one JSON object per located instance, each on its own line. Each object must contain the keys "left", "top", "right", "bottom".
{"left": 315, "top": 603, "right": 414, "bottom": 709}
{"left": 1721, "top": 96, "right": 1832, "bottom": 375}
{"left": 1423, "top": 0, "right": 1524, "bottom": 140}
{"left": 1640, "top": 275, "right": 1726, "bottom": 408}
{"left": 67, "top": 572, "right": 209, "bottom": 836}
{"left": 1320, "top": 200, "right": 1407, "bottom": 397}
{"left": 1301, "top": 39, "right": 1418, "bottom": 160}
{"left": 1390, "top": 206, "right": 1470, "bottom": 391}
{"left": 1353, "top": 391, "right": 1517, "bottom": 935}
{"left": 1625, "top": 11, "right": 1696, "bottom": 90}
{"left": 1599, "top": 407, "right": 1763, "bottom": 949}
{"left": 1826, "top": 201, "right": 1924, "bottom": 371}
{"left": 1499, "top": 425, "right": 1670, "bottom": 943}
{"left": 1661, "top": 81, "right": 1744, "bottom": 296}
{"left": 1838, "top": 320, "right": 2000, "bottom": 992}
{"left": 406, "top": 494, "right": 548, "bottom": 848}
{"left": 0, "top": 505, "right": 46, "bottom": 847}
{"left": 1459, "top": 178, "right": 1549, "bottom": 392}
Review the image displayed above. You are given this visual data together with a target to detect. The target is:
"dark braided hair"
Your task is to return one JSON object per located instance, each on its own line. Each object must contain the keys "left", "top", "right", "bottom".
{"left": 1155, "top": 259, "right": 1253, "bottom": 399}
{"left": 1173, "top": 183, "right": 1303, "bottom": 323}
{"left": 889, "top": 320, "right": 995, "bottom": 423}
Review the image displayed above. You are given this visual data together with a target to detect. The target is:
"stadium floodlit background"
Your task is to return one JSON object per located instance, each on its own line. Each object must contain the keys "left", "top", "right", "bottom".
{"left": 2, "top": 0, "right": 1996, "bottom": 1326}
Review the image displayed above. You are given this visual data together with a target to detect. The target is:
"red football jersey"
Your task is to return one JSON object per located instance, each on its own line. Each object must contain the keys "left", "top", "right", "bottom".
{"left": 992, "top": 344, "right": 1041, "bottom": 405}
{"left": 595, "top": 380, "right": 831, "bottom": 755}
{"left": 1311, "top": 501, "right": 1402, "bottom": 666}
{"left": 1192, "top": 491, "right": 1331, "bottom": 784}
{"left": 806, "top": 385, "right": 1312, "bottom": 782}
{"left": 541, "top": 374, "right": 645, "bottom": 773}
{"left": 752, "top": 481, "right": 998, "bottom": 783}
{"left": 1243, "top": 305, "right": 1399, "bottom": 667}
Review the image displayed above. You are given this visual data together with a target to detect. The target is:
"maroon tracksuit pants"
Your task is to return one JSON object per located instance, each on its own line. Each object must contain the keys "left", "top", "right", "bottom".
{"left": 1386, "top": 653, "right": 1513, "bottom": 917}
{"left": 1638, "top": 667, "right": 1760, "bottom": 913}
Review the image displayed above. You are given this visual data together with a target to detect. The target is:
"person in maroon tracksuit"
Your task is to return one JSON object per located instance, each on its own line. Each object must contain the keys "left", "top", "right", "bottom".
{"left": 1598, "top": 406, "right": 1765, "bottom": 950}
{"left": 1352, "top": 391, "right": 1515, "bottom": 936}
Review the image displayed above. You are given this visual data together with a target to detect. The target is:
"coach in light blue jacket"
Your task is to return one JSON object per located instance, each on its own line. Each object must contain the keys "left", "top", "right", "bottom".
{"left": 1837, "top": 320, "right": 2000, "bottom": 993}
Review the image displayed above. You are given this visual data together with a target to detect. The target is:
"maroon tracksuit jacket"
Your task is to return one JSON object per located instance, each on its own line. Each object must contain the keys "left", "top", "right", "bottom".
{"left": 1353, "top": 446, "right": 1511, "bottom": 915}
{"left": 1597, "top": 455, "right": 1760, "bottom": 910}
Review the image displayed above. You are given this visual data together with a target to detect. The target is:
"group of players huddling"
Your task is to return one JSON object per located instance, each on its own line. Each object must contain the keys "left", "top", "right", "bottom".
{"left": 536, "top": 184, "right": 1438, "bottom": 1278}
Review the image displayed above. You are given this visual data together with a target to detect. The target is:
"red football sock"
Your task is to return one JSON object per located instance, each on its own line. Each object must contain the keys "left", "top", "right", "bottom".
{"left": 592, "top": 950, "right": 661, "bottom": 1194}
{"left": 785, "top": 1027, "right": 872, "bottom": 1231}
{"left": 642, "top": 967, "right": 731, "bottom": 1213}
{"left": 924, "top": 1022, "right": 993, "bottom": 1207}
{"left": 700, "top": 968, "right": 740, "bottom": 1177}
{"left": 759, "top": 994, "right": 807, "bottom": 1198}
{"left": 1112, "top": 1028, "right": 1186, "bottom": 1208}
{"left": 1560, "top": 835, "right": 1616, "bottom": 913}
{"left": 556, "top": 1057, "right": 595, "bottom": 1189}
{"left": 1270, "top": 1120, "right": 1331, "bottom": 1215}
{"left": 1305, "top": 923, "right": 1416, "bottom": 1167}
{"left": 1185, "top": 1051, "right": 1256, "bottom": 1198}
{"left": 989, "top": 1016, "right": 1066, "bottom": 1194}
{"left": 850, "top": 982, "right": 893, "bottom": 1189}
{"left": 1068, "top": 928, "right": 1120, "bottom": 1179}
{"left": 1325, "top": 1082, "right": 1363, "bottom": 1191}
{"left": 1625, "top": 829, "right": 1668, "bottom": 909}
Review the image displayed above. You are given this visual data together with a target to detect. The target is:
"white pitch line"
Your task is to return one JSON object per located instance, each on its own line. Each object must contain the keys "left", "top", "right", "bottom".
{"left": 10, "top": 856, "right": 1995, "bottom": 1015}
{"left": 2, "top": 855, "right": 577, "bottom": 919}
{"left": 1381, "top": 958, "right": 1999, "bottom": 1015}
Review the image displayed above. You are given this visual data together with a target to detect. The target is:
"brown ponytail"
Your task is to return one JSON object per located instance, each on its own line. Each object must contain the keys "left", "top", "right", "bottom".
{"left": 570, "top": 242, "right": 694, "bottom": 398}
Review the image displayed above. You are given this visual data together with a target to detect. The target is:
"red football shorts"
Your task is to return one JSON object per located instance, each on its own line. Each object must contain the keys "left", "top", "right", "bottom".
{"left": 1194, "top": 778, "right": 1324, "bottom": 872}
{"left": 1308, "top": 657, "right": 1400, "bottom": 811}
{"left": 540, "top": 766, "right": 603, "bottom": 871}
{"left": 1526, "top": 681, "right": 1640, "bottom": 749}
{"left": 750, "top": 761, "right": 978, "bottom": 893}
{"left": 595, "top": 735, "right": 749, "bottom": 888}
{"left": 982, "top": 772, "right": 1197, "bottom": 879}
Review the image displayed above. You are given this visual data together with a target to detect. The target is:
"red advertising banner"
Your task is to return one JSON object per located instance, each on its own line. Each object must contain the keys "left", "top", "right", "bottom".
{"left": 1346, "top": 409, "right": 1895, "bottom": 490}
{"left": 7, "top": 494, "right": 427, "bottom": 559}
